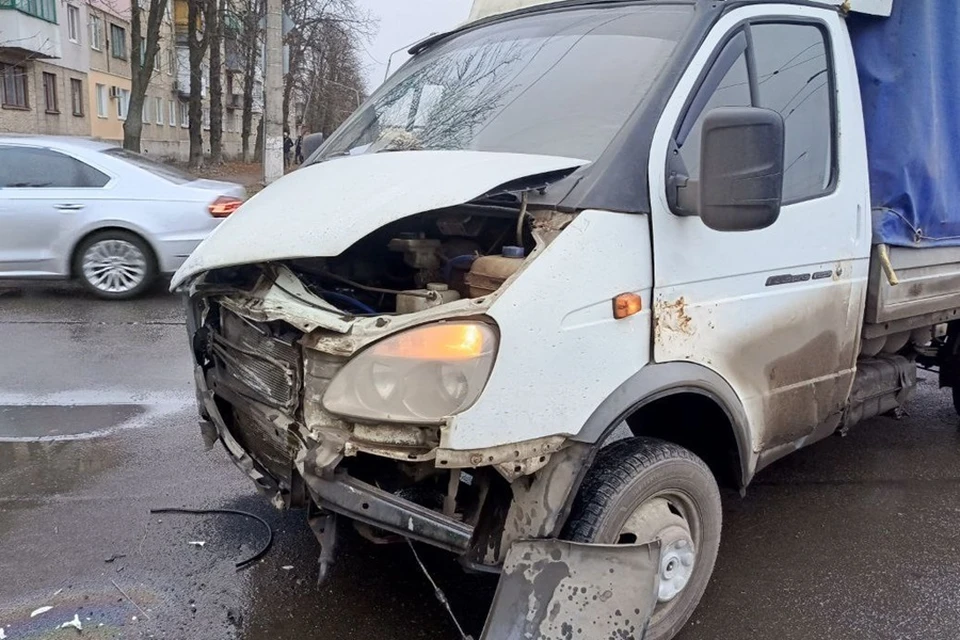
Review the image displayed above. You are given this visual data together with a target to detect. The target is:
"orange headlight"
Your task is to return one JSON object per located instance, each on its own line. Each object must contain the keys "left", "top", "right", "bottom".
{"left": 370, "top": 323, "right": 489, "bottom": 361}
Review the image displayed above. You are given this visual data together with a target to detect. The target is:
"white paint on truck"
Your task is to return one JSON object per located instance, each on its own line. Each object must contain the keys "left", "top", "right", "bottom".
{"left": 649, "top": 4, "right": 872, "bottom": 459}
{"left": 448, "top": 209, "right": 652, "bottom": 449}
{"left": 171, "top": 150, "right": 585, "bottom": 288}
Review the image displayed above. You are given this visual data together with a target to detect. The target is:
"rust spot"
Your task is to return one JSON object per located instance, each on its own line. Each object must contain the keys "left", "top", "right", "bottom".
{"left": 655, "top": 297, "right": 694, "bottom": 337}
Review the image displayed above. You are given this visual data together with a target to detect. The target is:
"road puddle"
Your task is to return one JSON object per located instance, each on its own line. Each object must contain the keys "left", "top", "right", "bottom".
{"left": 0, "top": 404, "right": 149, "bottom": 440}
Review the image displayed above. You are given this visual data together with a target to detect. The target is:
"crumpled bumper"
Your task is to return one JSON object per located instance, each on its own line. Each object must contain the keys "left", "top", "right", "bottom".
{"left": 196, "top": 366, "right": 473, "bottom": 553}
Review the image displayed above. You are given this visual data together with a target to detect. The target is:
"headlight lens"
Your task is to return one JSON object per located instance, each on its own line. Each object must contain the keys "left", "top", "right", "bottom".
{"left": 323, "top": 322, "right": 498, "bottom": 423}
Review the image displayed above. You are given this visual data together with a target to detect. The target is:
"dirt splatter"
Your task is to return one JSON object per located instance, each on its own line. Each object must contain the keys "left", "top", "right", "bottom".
{"left": 655, "top": 297, "right": 694, "bottom": 339}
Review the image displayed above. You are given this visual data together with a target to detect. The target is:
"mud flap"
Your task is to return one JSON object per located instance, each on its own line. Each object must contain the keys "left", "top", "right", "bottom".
{"left": 481, "top": 539, "right": 661, "bottom": 640}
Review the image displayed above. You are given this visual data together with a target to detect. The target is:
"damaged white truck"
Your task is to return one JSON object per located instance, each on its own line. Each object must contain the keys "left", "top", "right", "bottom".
{"left": 173, "top": 0, "right": 960, "bottom": 637}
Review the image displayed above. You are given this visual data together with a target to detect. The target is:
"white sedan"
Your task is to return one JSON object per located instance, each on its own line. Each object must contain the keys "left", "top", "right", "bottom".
{"left": 0, "top": 136, "right": 246, "bottom": 299}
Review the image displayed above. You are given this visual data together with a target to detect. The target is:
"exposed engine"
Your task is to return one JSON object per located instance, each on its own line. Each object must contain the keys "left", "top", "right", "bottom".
{"left": 275, "top": 205, "right": 538, "bottom": 316}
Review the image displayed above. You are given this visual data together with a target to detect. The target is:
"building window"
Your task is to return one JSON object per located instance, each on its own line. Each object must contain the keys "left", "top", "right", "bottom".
{"left": 0, "top": 63, "right": 28, "bottom": 109}
{"left": 9, "top": 0, "right": 56, "bottom": 22}
{"left": 71, "top": 78, "right": 83, "bottom": 116}
{"left": 96, "top": 83, "right": 108, "bottom": 117}
{"left": 67, "top": 5, "right": 81, "bottom": 43}
{"left": 90, "top": 14, "right": 103, "bottom": 50}
{"left": 179, "top": 101, "right": 188, "bottom": 127}
{"left": 143, "top": 97, "right": 152, "bottom": 124}
{"left": 155, "top": 96, "right": 163, "bottom": 124}
{"left": 167, "top": 48, "right": 175, "bottom": 75}
{"left": 117, "top": 87, "right": 130, "bottom": 120}
{"left": 154, "top": 44, "right": 162, "bottom": 71}
{"left": 110, "top": 24, "right": 127, "bottom": 59}
{"left": 139, "top": 39, "right": 147, "bottom": 66}
{"left": 42, "top": 72, "right": 59, "bottom": 113}
{"left": 202, "top": 106, "right": 210, "bottom": 130}
{"left": 169, "top": 100, "right": 176, "bottom": 126}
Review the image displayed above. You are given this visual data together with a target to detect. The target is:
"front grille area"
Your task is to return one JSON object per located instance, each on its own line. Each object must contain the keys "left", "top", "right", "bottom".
{"left": 212, "top": 310, "right": 301, "bottom": 412}
{"left": 232, "top": 405, "right": 300, "bottom": 481}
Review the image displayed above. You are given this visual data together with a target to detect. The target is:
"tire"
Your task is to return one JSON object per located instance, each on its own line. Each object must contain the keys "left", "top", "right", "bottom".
{"left": 73, "top": 230, "right": 157, "bottom": 300}
{"left": 952, "top": 386, "right": 960, "bottom": 418}
{"left": 563, "top": 438, "right": 722, "bottom": 640}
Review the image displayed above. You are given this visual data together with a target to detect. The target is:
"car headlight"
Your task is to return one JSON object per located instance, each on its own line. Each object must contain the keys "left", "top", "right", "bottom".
{"left": 323, "top": 322, "right": 498, "bottom": 423}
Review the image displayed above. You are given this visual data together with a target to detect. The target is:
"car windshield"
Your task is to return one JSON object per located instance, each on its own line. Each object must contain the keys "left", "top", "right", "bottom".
{"left": 314, "top": 5, "right": 692, "bottom": 163}
{"left": 103, "top": 148, "right": 195, "bottom": 184}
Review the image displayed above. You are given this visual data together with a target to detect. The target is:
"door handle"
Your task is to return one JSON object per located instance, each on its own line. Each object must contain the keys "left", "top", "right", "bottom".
{"left": 55, "top": 203, "right": 84, "bottom": 211}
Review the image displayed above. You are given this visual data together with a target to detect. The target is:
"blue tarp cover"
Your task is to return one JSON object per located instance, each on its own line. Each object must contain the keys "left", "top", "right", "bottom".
{"left": 849, "top": 3, "right": 960, "bottom": 248}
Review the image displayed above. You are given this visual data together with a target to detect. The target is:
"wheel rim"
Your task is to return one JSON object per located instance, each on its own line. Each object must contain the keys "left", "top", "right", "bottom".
{"left": 81, "top": 239, "right": 148, "bottom": 294}
{"left": 617, "top": 490, "right": 700, "bottom": 623}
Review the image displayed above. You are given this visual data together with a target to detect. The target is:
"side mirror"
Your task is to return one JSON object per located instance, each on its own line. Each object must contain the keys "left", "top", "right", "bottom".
{"left": 699, "top": 106, "right": 785, "bottom": 232}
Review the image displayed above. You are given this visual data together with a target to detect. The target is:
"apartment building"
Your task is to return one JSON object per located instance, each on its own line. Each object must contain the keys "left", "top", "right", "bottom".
{"left": 0, "top": 0, "right": 90, "bottom": 136}
{"left": 1, "top": 0, "right": 258, "bottom": 161}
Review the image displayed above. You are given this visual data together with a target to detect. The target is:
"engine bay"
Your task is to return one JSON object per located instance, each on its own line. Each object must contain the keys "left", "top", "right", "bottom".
{"left": 201, "top": 201, "right": 575, "bottom": 317}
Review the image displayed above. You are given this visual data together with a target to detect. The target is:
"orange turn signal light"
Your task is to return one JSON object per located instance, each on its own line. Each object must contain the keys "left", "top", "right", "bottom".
{"left": 209, "top": 195, "right": 243, "bottom": 218}
{"left": 613, "top": 293, "right": 643, "bottom": 319}
{"left": 371, "top": 323, "right": 491, "bottom": 361}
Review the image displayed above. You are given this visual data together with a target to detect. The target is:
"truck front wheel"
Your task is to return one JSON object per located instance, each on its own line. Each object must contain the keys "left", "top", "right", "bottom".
{"left": 563, "top": 437, "right": 722, "bottom": 640}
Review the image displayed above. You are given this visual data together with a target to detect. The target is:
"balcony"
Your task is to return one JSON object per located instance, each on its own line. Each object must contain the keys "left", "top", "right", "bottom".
{"left": 0, "top": 0, "right": 62, "bottom": 58}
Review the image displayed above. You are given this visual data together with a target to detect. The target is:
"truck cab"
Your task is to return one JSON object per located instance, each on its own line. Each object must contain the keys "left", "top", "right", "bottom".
{"left": 174, "top": 1, "right": 954, "bottom": 637}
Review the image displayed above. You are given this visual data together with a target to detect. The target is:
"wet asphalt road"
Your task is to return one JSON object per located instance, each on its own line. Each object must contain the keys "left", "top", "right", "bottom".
{"left": 1, "top": 282, "right": 959, "bottom": 640}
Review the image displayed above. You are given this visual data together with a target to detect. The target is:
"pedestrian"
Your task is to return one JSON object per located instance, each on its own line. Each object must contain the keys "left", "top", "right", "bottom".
{"left": 295, "top": 128, "right": 306, "bottom": 164}
{"left": 283, "top": 130, "right": 293, "bottom": 167}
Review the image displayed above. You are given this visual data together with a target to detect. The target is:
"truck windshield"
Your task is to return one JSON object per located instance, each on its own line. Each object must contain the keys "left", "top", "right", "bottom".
{"left": 314, "top": 5, "right": 692, "bottom": 163}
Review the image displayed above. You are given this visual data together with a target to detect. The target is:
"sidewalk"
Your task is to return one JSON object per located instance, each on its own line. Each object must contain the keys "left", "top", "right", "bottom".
{"left": 195, "top": 161, "right": 268, "bottom": 195}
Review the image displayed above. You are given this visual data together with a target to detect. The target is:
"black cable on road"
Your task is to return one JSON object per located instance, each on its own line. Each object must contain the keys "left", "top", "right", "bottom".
{"left": 149, "top": 507, "right": 273, "bottom": 570}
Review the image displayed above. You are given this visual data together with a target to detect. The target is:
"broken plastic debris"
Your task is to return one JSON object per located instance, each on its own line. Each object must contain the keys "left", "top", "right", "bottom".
{"left": 59, "top": 614, "right": 82, "bottom": 631}
{"left": 281, "top": 565, "right": 294, "bottom": 571}
{"left": 0, "top": 627, "right": 6, "bottom": 639}
{"left": 30, "top": 606, "right": 53, "bottom": 618}
{"left": 188, "top": 541, "right": 206, "bottom": 548}
{"left": 52, "top": 588, "right": 63, "bottom": 597}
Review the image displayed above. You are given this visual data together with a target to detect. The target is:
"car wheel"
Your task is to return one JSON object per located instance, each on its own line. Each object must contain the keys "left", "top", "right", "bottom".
{"left": 563, "top": 437, "right": 722, "bottom": 640}
{"left": 74, "top": 230, "right": 157, "bottom": 300}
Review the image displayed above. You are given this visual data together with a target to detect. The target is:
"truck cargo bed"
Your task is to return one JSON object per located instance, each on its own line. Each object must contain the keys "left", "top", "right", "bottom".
{"left": 865, "top": 245, "right": 960, "bottom": 333}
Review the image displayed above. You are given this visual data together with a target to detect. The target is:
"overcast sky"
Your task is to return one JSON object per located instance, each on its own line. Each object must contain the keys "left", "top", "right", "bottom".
{"left": 357, "top": 0, "right": 473, "bottom": 92}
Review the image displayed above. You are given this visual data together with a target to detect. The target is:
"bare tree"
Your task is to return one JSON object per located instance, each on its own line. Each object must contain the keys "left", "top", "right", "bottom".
{"left": 282, "top": 0, "right": 373, "bottom": 136}
{"left": 124, "top": 0, "right": 169, "bottom": 152}
{"left": 187, "top": 0, "right": 209, "bottom": 167}
{"left": 206, "top": 0, "right": 225, "bottom": 164}
{"left": 253, "top": 114, "right": 264, "bottom": 162}
{"left": 239, "top": 0, "right": 262, "bottom": 161}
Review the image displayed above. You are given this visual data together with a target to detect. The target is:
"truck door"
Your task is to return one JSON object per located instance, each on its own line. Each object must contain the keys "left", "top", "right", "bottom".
{"left": 649, "top": 7, "right": 872, "bottom": 467}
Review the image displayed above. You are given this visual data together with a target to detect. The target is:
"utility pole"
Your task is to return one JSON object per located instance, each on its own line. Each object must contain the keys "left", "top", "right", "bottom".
{"left": 262, "top": 0, "right": 284, "bottom": 184}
